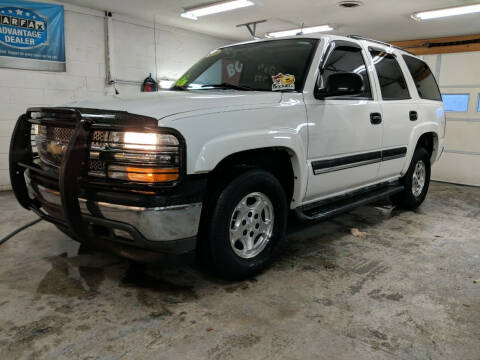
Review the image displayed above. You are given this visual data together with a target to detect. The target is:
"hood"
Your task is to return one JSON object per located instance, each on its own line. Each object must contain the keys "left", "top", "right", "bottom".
{"left": 63, "top": 90, "right": 282, "bottom": 120}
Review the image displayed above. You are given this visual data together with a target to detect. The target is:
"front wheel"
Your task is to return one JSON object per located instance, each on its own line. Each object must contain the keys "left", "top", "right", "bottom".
{"left": 200, "top": 169, "right": 288, "bottom": 280}
{"left": 391, "top": 147, "right": 431, "bottom": 210}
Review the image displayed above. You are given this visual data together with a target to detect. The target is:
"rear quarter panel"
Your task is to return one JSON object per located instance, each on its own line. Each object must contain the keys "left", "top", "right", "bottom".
{"left": 403, "top": 100, "right": 445, "bottom": 174}
{"left": 393, "top": 50, "right": 446, "bottom": 174}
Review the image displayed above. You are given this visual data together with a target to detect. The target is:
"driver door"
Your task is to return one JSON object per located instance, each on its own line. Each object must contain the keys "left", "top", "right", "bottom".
{"left": 304, "top": 40, "right": 383, "bottom": 202}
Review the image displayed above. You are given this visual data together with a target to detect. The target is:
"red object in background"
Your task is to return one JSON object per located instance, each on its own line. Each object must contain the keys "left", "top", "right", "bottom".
{"left": 141, "top": 74, "right": 158, "bottom": 92}
{"left": 222, "top": 60, "right": 243, "bottom": 84}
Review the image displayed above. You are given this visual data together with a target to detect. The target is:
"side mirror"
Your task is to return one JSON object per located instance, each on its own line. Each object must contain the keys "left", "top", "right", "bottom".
{"left": 315, "top": 72, "right": 364, "bottom": 99}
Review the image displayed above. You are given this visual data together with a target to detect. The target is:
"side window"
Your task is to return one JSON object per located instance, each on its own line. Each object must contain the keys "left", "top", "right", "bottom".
{"left": 369, "top": 49, "right": 410, "bottom": 100}
{"left": 321, "top": 44, "right": 372, "bottom": 99}
{"left": 402, "top": 55, "right": 442, "bottom": 101}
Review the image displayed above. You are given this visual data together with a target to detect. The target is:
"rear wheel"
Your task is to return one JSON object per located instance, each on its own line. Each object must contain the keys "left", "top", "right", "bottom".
{"left": 200, "top": 169, "right": 288, "bottom": 280}
{"left": 391, "top": 147, "right": 431, "bottom": 210}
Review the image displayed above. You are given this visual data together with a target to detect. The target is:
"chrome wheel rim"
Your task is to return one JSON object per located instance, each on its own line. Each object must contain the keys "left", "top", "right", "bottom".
{"left": 229, "top": 192, "right": 274, "bottom": 259}
{"left": 412, "top": 160, "right": 426, "bottom": 197}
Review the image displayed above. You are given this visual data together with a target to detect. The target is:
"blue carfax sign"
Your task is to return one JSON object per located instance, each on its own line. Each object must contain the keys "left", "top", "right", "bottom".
{"left": 0, "top": 0, "right": 65, "bottom": 71}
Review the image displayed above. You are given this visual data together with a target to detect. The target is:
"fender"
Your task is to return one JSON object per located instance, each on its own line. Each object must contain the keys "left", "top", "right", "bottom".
{"left": 402, "top": 121, "right": 443, "bottom": 175}
{"left": 159, "top": 94, "right": 310, "bottom": 208}
{"left": 193, "top": 129, "right": 308, "bottom": 208}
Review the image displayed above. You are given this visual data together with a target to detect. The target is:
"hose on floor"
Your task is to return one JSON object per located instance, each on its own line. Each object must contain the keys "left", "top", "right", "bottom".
{"left": 0, "top": 218, "right": 42, "bottom": 246}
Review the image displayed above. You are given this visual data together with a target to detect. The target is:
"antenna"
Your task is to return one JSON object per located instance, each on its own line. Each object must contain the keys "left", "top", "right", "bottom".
{"left": 236, "top": 19, "right": 267, "bottom": 39}
{"left": 297, "top": 23, "right": 305, "bottom": 36}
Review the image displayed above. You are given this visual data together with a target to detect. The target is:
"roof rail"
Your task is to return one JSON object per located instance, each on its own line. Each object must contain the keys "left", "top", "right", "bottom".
{"left": 347, "top": 35, "right": 415, "bottom": 56}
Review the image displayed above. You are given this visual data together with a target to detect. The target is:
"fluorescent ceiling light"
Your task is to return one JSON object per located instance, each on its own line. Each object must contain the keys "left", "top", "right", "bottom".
{"left": 267, "top": 25, "right": 333, "bottom": 38}
{"left": 412, "top": 3, "right": 480, "bottom": 21}
{"left": 181, "top": 0, "right": 254, "bottom": 20}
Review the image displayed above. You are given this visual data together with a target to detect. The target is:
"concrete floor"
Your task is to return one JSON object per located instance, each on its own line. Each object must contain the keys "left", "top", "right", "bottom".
{"left": 0, "top": 182, "right": 479, "bottom": 360}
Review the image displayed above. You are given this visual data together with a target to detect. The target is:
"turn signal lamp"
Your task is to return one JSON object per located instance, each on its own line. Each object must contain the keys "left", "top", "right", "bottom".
{"left": 106, "top": 131, "right": 181, "bottom": 184}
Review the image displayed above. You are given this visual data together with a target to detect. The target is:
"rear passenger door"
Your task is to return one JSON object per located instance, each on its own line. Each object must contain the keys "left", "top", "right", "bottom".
{"left": 368, "top": 48, "right": 414, "bottom": 179}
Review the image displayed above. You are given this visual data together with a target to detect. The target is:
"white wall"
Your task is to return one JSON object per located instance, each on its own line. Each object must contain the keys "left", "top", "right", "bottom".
{"left": 0, "top": 3, "right": 231, "bottom": 190}
{"left": 424, "top": 52, "right": 480, "bottom": 187}
{"left": 111, "top": 16, "right": 229, "bottom": 96}
{"left": 0, "top": 8, "right": 105, "bottom": 190}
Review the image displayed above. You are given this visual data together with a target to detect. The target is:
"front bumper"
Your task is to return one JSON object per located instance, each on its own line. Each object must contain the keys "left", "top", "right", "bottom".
{"left": 9, "top": 109, "right": 205, "bottom": 256}
{"left": 25, "top": 176, "right": 202, "bottom": 253}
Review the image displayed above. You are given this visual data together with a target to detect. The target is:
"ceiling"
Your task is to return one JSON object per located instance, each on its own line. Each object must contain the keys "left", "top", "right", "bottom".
{"left": 58, "top": 0, "right": 480, "bottom": 42}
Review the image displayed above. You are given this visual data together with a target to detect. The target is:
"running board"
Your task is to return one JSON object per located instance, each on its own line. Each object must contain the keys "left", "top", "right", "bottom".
{"left": 296, "top": 184, "right": 404, "bottom": 221}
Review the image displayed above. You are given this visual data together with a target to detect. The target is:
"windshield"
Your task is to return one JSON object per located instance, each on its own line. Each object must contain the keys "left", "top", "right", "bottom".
{"left": 172, "top": 39, "right": 318, "bottom": 92}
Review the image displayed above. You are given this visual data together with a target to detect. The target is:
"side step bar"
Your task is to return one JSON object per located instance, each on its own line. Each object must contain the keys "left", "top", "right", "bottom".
{"left": 296, "top": 184, "right": 404, "bottom": 221}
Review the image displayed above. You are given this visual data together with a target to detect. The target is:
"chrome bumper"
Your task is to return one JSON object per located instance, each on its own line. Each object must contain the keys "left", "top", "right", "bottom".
{"left": 25, "top": 175, "right": 202, "bottom": 243}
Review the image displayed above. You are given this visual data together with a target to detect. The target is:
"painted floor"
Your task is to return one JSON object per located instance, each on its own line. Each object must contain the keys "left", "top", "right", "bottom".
{"left": 0, "top": 182, "right": 479, "bottom": 359}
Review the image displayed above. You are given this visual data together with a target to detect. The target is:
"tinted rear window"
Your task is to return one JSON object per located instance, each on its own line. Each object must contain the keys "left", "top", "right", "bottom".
{"left": 403, "top": 55, "right": 442, "bottom": 101}
{"left": 369, "top": 49, "right": 410, "bottom": 101}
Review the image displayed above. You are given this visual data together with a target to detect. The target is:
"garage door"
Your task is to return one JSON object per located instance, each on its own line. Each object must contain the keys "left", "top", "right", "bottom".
{"left": 424, "top": 52, "right": 480, "bottom": 187}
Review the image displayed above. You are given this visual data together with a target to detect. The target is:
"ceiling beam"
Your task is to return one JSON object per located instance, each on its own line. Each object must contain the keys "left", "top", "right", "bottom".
{"left": 391, "top": 34, "right": 480, "bottom": 55}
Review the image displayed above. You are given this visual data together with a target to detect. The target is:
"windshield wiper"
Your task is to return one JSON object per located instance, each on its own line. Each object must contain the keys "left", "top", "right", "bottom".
{"left": 199, "top": 83, "right": 257, "bottom": 91}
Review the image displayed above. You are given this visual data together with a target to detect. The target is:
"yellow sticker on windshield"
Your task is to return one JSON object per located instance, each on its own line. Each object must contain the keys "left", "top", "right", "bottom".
{"left": 272, "top": 73, "right": 296, "bottom": 91}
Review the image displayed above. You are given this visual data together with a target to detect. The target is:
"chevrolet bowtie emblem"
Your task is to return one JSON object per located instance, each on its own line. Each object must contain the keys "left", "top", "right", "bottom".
{"left": 46, "top": 141, "right": 65, "bottom": 156}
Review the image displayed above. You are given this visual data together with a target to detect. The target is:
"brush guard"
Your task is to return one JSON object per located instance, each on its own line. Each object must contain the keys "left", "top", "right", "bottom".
{"left": 8, "top": 108, "right": 195, "bottom": 254}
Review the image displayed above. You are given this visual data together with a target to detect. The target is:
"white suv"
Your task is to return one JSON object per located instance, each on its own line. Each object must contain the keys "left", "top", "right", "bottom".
{"left": 10, "top": 35, "right": 445, "bottom": 279}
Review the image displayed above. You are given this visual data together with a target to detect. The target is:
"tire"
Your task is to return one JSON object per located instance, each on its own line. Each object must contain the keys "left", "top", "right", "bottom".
{"left": 391, "top": 147, "right": 431, "bottom": 210}
{"left": 199, "top": 169, "right": 288, "bottom": 280}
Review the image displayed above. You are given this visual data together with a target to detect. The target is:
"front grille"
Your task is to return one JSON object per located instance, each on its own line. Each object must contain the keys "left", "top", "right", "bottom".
{"left": 53, "top": 127, "right": 74, "bottom": 143}
{"left": 34, "top": 125, "right": 107, "bottom": 176}
{"left": 89, "top": 159, "right": 106, "bottom": 172}
{"left": 91, "top": 130, "right": 108, "bottom": 148}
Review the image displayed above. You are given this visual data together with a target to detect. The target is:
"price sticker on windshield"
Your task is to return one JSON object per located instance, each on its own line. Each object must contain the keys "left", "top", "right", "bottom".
{"left": 272, "top": 73, "right": 296, "bottom": 91}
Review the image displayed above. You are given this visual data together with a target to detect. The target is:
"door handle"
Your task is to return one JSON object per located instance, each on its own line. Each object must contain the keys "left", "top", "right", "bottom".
{"left": 370, "top": 112, "right": 382, "bottom": 125}
{"left": 410, "top": 111, "right": 418, "bottom": 121}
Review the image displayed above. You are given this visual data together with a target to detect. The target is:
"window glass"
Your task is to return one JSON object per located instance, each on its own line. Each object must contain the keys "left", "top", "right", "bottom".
{"left": 174, "top": 39, "right": 317, "bottom": 92}
{"left": 402, "top": 55, "right": 442, "bottom": 101}
{"left": 442, "top": 94, "right": 470, "bottom": 112}
{"left": 478, "top": 95, "right": 480, "bottom": 112}
{"left": 321, "top": 45, "right": 372, "bottom": 98}
{"left": 369, "top": 49, "right": 410, "bottom": 100}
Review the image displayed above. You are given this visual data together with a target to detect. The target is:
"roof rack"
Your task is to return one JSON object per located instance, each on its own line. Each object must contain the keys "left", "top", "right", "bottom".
{"left": 347, "top": 35, "right": 415, "bottom": 56}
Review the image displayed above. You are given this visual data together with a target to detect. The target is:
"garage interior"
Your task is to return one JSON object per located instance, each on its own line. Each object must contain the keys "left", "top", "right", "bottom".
{"left": 0, "top": 0, "right": 479, "bottom": 359}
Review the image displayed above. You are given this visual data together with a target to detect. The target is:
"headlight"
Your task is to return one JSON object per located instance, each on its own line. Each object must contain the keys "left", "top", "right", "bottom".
{"left": 108, "top": 131, "right": 179, "bottom": 151}
{"left": 34, "top": 125, "right": 182, "bottom": 184}
{"left": 105, "top": 131, "right": 182, "bottom": 184}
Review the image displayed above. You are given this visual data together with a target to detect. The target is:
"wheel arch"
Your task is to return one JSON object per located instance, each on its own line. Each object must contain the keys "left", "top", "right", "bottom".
{"left": 403, "top": 124, "right": 442, "bottom": 175}
{"left": 204, "top": 146, "right": 305, "bottom": 208}
{"left": 416, "top": 131, "right": 439, "bottom": 161}
{"left": 190, "top": 128, "right": 309, "bottom": 208}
